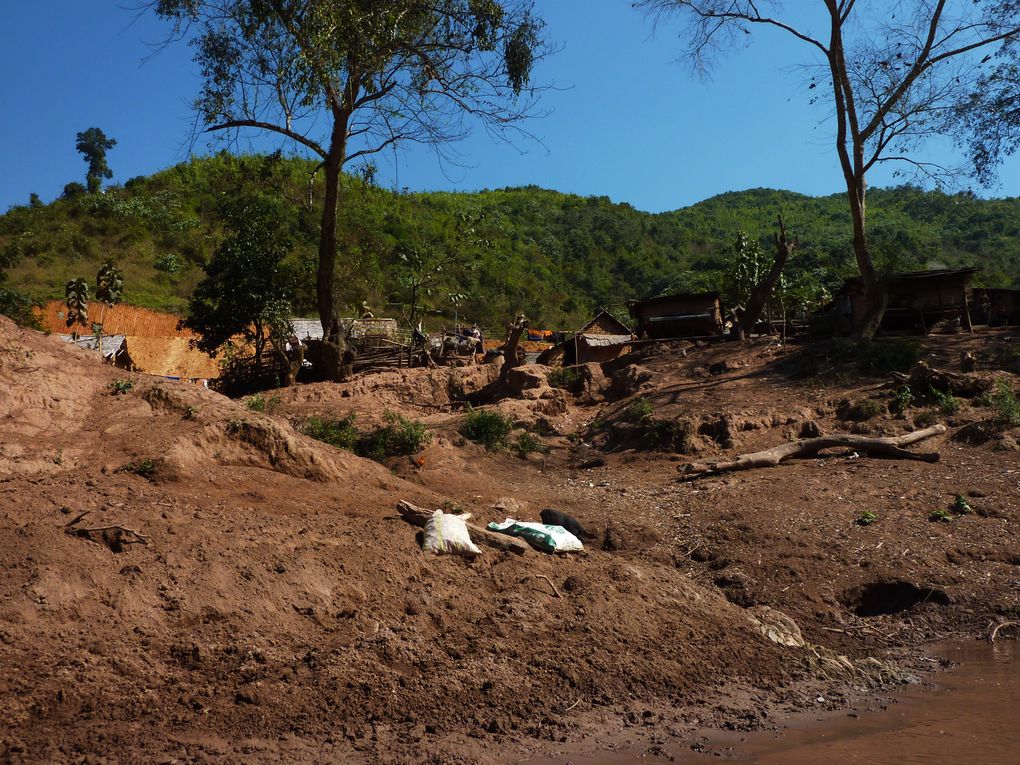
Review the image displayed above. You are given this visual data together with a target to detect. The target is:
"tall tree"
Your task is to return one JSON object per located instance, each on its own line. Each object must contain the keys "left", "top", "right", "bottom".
{"left": 637, "top": 1, "right": 1020, "bottom": 338}
{"left": 154, "top": 0, "right": 548, "bottom": 379}
{"left": 75, "top": 128, "right": 117, "bottom": 194}
{"left": 182, "top": 194, "right": 300, "bottom": 385}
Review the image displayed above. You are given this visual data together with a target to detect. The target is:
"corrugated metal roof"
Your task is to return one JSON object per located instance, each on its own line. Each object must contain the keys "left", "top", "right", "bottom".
{"left": 290, "top": 319, "right": 323, "bottom": 340}
{"left": 579, "top": 333, "right": 631, "bottom": 347}
{"left": 56, "top": 334, "right": 126, "bottom": 358}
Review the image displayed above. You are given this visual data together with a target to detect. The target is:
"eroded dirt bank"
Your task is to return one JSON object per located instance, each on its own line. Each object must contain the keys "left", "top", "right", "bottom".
{"left": 1, "top": 316, "right": 1017, "bottom": 763}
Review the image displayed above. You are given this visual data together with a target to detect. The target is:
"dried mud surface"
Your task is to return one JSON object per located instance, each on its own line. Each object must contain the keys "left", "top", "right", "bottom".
{"left": 1, "top": 316, "right": 1018, "bottom": 764}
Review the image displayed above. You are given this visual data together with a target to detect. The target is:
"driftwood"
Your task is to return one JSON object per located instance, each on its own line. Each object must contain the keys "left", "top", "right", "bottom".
{"left": 679, "top": 424, "right": 946, "bottom": 480}
{"left": 396, "top": 500, "right": 529, "bottom": 555}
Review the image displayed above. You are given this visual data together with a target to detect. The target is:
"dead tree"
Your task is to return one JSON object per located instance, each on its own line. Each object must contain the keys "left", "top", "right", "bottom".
{"left": 737, "top": 215, "right": 795, "bottom": 340}
{"left": 499, "top": 314, "right": 529, "bottom": 383}
{"left": 679, "top": 424, "right": 946, "bottom": 480}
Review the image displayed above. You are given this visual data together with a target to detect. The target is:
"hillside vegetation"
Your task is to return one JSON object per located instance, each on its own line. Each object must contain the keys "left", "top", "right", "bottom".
{"left": 2, "top": 152, "right": 1018, "bottom": 330}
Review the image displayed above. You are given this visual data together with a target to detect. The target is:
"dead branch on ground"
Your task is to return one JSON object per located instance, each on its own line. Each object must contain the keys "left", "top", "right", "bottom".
{"left": 65, "top": 512, "right": 148, "bottom": 552}
{"left": 534, "top": 574, "right": 561, "bottom": 598}
{"left": 989, "top": 620, "right": 1018, "bottom": 643}
{"left": 679, "top": 425, "right": 946, "bottom": 480}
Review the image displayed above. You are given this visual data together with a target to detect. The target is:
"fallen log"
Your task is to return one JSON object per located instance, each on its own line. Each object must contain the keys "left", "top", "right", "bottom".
{"left": 396, "top": 500, "right": 529, "bottom": 555}
{"left": 679, "top": 424, "right": 946, "bottom": 480}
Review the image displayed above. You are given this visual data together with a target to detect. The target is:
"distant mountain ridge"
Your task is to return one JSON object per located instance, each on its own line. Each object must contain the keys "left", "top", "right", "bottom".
{"left": 2, "top": 153, "right": 1017, "bottom": 330}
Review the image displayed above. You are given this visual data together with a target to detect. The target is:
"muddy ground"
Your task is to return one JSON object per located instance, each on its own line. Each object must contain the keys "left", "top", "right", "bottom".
{"left": 1, "top": 316, "right": 1018, "bottom": 764}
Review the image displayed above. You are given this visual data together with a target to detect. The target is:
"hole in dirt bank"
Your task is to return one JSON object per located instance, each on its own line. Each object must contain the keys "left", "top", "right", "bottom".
{"left": 843, "top": 581, "right": 950, "bottom": 617}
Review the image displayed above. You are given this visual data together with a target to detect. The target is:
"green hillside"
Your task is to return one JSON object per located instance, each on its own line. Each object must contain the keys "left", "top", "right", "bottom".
{"left": 2, "top": 152, "right": 1019, "bottom": 331}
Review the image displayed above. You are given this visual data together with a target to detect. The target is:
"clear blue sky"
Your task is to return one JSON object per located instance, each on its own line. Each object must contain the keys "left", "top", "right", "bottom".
{"left": 3, "top": 0, "right": 1020, "bottom": 213}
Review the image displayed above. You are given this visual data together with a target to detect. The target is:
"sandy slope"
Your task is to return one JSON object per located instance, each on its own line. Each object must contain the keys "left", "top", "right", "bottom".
{"left": 1, "top": 316, "right": 1017, "bottom": 763}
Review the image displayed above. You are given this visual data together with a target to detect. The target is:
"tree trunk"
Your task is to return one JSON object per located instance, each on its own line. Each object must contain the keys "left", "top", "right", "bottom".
{"left": 318, "top": 118, "right": 350, "bottom": 381}
{"left": 271, "top": 343, "right": 303, "bottom": 388}
{"left": 846, "top": 166, "right": 886, "bottom": 340}
{"left": 499, "top": 315, "right": 528, "bottom": 382}
{"left": 739, "top": 215, "right": 794, "bottom": 338}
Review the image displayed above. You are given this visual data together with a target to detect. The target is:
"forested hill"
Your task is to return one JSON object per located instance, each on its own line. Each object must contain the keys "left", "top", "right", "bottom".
{"left": 2, "top": 153, "right": 1018, "bottom": 331}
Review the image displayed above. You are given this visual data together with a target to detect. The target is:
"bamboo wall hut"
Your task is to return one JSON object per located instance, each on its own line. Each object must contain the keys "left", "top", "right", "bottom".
{"left": 835, "top": 267, "right": 978, "bottom": 334}
{"left": 36, "top": 300, "right": 198, "bottom": 338}
{"left": 627, "top": 293, "right": 723, "bottom": 339}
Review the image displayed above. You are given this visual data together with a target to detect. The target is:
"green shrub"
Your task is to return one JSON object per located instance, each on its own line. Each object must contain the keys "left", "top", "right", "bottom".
{"left": 547, "top": 366, "right": 580, "bottom": 390}
{"left": 644, "top": 417, "right": 695, "bottom": 453}
{"left": 109, "top": 379, "right": 134, "bottom": 395}
{"left": 463, "top": 407, "right": 513, "bottom": 450}
{"left": 930, "top": 386, "right": 960, "bottom": 415}
{"left": 377, "top": 410, "right": 432, "bottom": 455}
{"left": 626, "top": 397, "right": 654, "bottom": 423}
{"left": 514, "top": 431, "right": 549, "bottom": 458}
{"left": 122, "top": 458, "right": 156, "bottom": 479}
{"left": 988, "top": 378, "right": 1020, "bottom": 427}
{"left": 244, "top": 392, "right": 280, "bottom": 413}
{"left": 913, "top": 409, "right": 939, "bottom": 428}
{"left": 890, "top": 385, "right": 915, "bottom": 415}
{"left": 929, "top": 508, "right": 953, "bottom": 523}
{"left": 842, "top": 398, "right": 885, "bottom": 421}
{"left": 951, "top": 494, "right": 972, "bottom": 515}
{"left": 303, "top": 415, "right": 359, "bottom": 451}
{"left": 856, "top": 510, "right": 879, "bottom": 526}
{"left": 854, "top": 338, "right": 921, "bottom": 376}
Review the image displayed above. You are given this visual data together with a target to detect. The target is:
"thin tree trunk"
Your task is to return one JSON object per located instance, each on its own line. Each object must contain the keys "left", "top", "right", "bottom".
{"left": 318, "top": 117, "right": 350, "bottom": 381}
{"left": 739, "top": 215, "right": 794, "bottom": 337}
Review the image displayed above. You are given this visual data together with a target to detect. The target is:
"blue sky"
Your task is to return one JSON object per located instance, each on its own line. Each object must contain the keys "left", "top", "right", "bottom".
{"left": 3, "top": 0, "right": 1020, "bottom": 213}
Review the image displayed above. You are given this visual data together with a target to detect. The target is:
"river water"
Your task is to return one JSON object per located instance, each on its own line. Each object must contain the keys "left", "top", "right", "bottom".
{"left": 526, "top": 639, "right": 1019, "bottom": 764}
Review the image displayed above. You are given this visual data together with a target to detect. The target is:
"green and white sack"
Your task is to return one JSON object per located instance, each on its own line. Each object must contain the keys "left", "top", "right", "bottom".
{"left": 487, "top": 518, "right": 584, "bottom": 553}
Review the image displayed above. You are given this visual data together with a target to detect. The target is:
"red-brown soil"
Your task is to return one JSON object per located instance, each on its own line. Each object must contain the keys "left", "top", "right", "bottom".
{"left": 1, "top": 316, "right": 1017, "bottom": 764}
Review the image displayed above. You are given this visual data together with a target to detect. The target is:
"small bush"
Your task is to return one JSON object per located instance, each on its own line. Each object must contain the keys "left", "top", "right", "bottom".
{"left": 856, "top": 510, "right": 879, "bottom": 526}
{"left": 842, "top": 398, "right": 885, "bottom": 421}
{"left": 644, "top": 417, "right": 695, "bottom": 453}
{"left": 547, "top": 366, "right": 581, "bottom": 390}
{"left": 514, "top": 431, "right": 549, "bottom": 458}
{"left": 122, "top": 458, "right": 156, "bottom": 479}
{"left": 890, "top": 386, "right": 915, "bottom": 416}
{"left": 951, "top": 494, "right": 972, "bottom": 515}
{"left": 929, "top": 508, "right": 953, "bottom": 523}
{"left": 913, "top": 409, "right": 939, "bottom": 428}
{"left": 378, "top": 410, "right": 432, "bottom": 455}
{"left": 929, "top": 386, "right": 960, "bottom": 415}
{"left": 244, "top": 392, "right": 280, "bottom": 413}
{"left": 854, "top": 339, "right": 921, "bottom": 376}
{"left": 303, "top": 415, "right": 359, "bottom": 451}
{"left": 463, "top": 407, "right": 513, "bottom": 450}
{"left": 109, "top": 379, "right": 134, "bottom": 395}
{"left": 626, "top": 397, "right": 654, "bottom": 423}
{"left": 988, "top": 378, "right": 1020, "bottom": 427}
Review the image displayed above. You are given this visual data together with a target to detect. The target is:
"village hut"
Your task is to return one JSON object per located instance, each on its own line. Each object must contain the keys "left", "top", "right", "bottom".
{"left": 835, "top": 267, "right": 978, "bottom": 335}
{"left": 536, "top": 309, "right": 634, "bottom": 366}
{"left": 972, "top": 288, "right": 1020, "bottom": 327}
{"left": 36, "top": 300, "right": 199, "bottom": 338}
{"left": 56, "top": 334, "right": 128, "bottom": 363}
{"left": 627, "top": 293, "right": 723, "bottom": 339}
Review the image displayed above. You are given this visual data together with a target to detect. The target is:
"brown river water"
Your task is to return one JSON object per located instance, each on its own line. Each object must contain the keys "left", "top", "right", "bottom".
{"left": 526, "top": 639, "right": 1019, "bottom": 764}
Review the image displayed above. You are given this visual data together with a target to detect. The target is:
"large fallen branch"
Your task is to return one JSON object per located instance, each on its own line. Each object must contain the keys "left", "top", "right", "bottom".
{"left": 679, "top": 424, "right": 946, "bottom": 480}
{"left": 396, "top": 500, "right": 529, "bottom": 555}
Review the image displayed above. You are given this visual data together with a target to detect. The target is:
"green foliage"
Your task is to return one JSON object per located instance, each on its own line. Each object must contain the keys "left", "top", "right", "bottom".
{"left": 856, "top": 510, "right": 879, "bottom": 526}
{"left": 851, "top": 338, "right": 922, "bottom": 376}
{"left": 463, "top": 407, "right": 514, "bottom": 450}
{"left": 183, "top": 193, "right": 296, "bottom": 370}
{"left": 96, "top": 261, "right": 123, "bottom": 306}
{"left": 547, "top": 366, "right": 580, "bottom": 389}
{"left": 890, "top": 385, "right": 915, "bottom": 415}
{"left": 643, "top": 417, "right": 695, "bottom": 453}
{"left": 64, "top": 276, "right": 89, "bottom": 332}
{"left": 109, "top": 379, "right": 134, "bottom": 395}
{"left": 929, "top": 508, "right": 953, "bottom": 523}
{"left": 929, "top": 386, "right": 960, "bottom": 415}
{"left": 154, "top": 251, "right": 183, "bottom": 277}
{"left": 243, "top": 392, "right": 280, "bottom": 413}
{"left": 75, "top": 127, "right": 116, "bottom": 193}
{"left": 951, "top": 494, "right": 973, "bottom": 515}
{"left": 122, "top": 458, "right": 156, "bottom": 479}
{"left": 988, "top": 378, "right": 1020, "bottom": 426}
{"left": 303, "top": 415, "right": 359, "bottom": 451}
{"left": 357, "top": 411, "right": 432, "bottom": 460}
{"left": 842, "top": 398, "right": 885, "bottom": 421}
{"left": 625, "top": 397, "right": 654, "bottom": 423}
{"left": 514, "top": 431, "right": 548, "bottom": 458}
